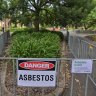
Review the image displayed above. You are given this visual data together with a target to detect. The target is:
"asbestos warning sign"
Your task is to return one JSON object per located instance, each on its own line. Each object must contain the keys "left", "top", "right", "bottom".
{"left": 17, "top": 59, "right": 57, "bottom": 87}
{"left": 72, "top": 59, "right": 93, "bottom": 73}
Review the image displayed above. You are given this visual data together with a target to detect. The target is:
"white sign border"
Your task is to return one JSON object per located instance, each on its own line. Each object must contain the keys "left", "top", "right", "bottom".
{"left": 17, "top": 58, "right": 57, "bottom": 87}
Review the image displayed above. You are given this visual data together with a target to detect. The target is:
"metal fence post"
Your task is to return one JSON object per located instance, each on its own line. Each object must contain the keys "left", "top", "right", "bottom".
{"left": 13, "top": 59, "right": 16, "bottom": 96}
{"left": 56, "top": 59, "right": 60, "bottom": 96}
{"left": 0, "top": 60, "right": 5, "bottom": 96}
{"left": 85, "top": 74, "right": 89, "bottom": 96}
{"left": 70, "top": 74, "right": 74, "bottom": 96}
{"left": 68, "top": 34, "right": 70, "bottom": 48}
{"left": 0, "top": 69, "right": 1, "bottom": 96}
{"left": 2, "top": 27, "right": 5, "bottom": 45}
{"left": 82, "top": 41, "right": 84, "bottom": 58}
{"left": 77, "top": 39, "right": 80, "bottom": 58}
{"left": 84, "top": 42, "right": 86, "bottom": 58}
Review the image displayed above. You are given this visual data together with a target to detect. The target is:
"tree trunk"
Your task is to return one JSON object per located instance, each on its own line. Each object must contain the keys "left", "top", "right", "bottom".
{"left": 14, "top": 22, "right": 17, "bottom": 27}
{"left": 34, "top": 12, "right": 40, "bottom": 31}
{"left": 84, "top": 23, "right": 88, "bottom": 30}
{"left": 75, "top": 24, "right": 78, "bottom": 29}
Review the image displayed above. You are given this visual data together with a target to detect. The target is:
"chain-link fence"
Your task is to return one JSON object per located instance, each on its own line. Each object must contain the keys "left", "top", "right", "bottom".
{"left": 0, "top": 30, "right": 96, "bottom": 96}
{"left": 0, "top": 57, "right": 96, "bottom": 96}
{"left": 0, "top": 31, "right": 10, "bottom": 55}
{"left": 0, "top": 58, "right": 68, "bottom": 96}
{"left": 69, "top": 35, "right": 96, "bottom": 58}
{"left": 69, "top": 35, "right": 96, "bottom": 96}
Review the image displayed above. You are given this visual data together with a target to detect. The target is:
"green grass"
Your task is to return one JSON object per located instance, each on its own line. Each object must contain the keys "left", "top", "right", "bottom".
{"left": 8, "top": 29, "right": 63, "bottom": 58}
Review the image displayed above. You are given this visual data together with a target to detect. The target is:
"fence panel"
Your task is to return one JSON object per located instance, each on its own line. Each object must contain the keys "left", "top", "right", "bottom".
{"left": 0, "top": 34, "right": 4, "bottom": 54}
{"left": 0, "top": 58, "right": 96, "bottom": 96}
{"left": 0, "top": 58, "right": 68, "bottom": 96}
{"left": 69, "top": 35, "right": 96, "bottom": 96}
{"left": 0, "top": 32, "right": 10, "bottom": 55}
{"left": 0, "top": 32, "right": 96, "bottom": 96}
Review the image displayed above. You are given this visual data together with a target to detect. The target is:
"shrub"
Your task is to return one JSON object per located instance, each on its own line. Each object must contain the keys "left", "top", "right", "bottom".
{"left": 9, "top": 30, "right": 61, "bottom": 58}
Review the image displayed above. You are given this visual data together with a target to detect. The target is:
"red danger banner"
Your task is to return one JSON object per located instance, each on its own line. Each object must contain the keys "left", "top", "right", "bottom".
{"left": 19, "top": 61, "right": 55, "bottom": 70}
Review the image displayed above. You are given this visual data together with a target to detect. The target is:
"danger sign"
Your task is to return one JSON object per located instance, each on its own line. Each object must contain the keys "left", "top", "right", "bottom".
{"left": 17, "top": 59, "right": 57, "bottom": 87}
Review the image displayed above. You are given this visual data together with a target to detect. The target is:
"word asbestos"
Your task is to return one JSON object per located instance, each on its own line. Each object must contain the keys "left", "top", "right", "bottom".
{"left": 19, "top": 74, "right": 54, "bottom": 81}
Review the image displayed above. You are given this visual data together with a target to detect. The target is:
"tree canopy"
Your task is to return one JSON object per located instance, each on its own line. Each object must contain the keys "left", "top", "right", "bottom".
{"left": 0, "top": 0, "right": 96, "bottom": 30}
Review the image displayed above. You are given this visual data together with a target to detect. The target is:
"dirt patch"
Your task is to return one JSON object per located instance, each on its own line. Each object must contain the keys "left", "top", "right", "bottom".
{"left": 85, "top": 35, "right": 96, "bottom": 41}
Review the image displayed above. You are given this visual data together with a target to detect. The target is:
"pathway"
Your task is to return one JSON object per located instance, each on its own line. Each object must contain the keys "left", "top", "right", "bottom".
{"left": 61, "top": 30, "right": 96, "bottom": 96}
{"left": 61, "top": 29, "right": 96, "bottom": 37}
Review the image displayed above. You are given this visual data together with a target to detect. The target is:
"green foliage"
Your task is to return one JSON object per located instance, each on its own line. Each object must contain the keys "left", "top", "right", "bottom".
{"left": 55, "top": 0, "right": 94, "bottom": 28}
{"left": 9, "top": 30, "right": 61, "bottom": 58}
{"left": 0, "top": 0, "right": 8, "bottom": 20}
{"left": 86, "top": 7, "right": 96, "bottom": 28}
{"left": 10, "top": 27, "right": 35, "bottom": 33}
{"left": 3, "top": 0, "right": 95, "bottom": 29}
{"left": 8, "top": 0, "right": 58, "bottom": 31}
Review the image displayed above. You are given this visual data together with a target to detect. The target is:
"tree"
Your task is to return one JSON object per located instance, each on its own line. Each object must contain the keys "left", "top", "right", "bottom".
{"left": 7, "top": 0, "right": 96, "bottom": 30}
{"left": 0, "top": 0, "right": 8, "bottom": 20}
{"left": 8, "top": 0, "right": 57, "bottom": 31}
{"left": 86, "top": 7, "right": 96, "bottom": 28}
{"left": 83, "top": 0, "right": 96, "bottom": 29}
{"left": 16, "top": 0, "right": 56, "bottom": 31}
{"left": 53, "top": 0, "right": 94, "bottom": 28}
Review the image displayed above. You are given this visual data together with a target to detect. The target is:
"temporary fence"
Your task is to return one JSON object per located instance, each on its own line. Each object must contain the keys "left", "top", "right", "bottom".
{"left": 69, "top": 35, "right": 96, "bottom": 96}
{"left": 0, "top": 31, "right": 96, "bottom": 96}
{"left": 0, "top": 57, "right": 96, "bottom": 96}
{"left": 0, "top": 31, "right": 10, "bottom": 55}
{"left": 74, "top": 29, "right": 96, "bottom": 34}
{"left": 69, "top": 35, "right": 96, "bottom": 59}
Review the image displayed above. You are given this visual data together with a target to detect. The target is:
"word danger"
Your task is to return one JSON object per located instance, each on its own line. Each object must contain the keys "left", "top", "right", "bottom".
{"left": 19, "top": 61, "right": 54, "bottom": 70}
{"left": 19, "top": 74, "right": 54, "bottom": 81}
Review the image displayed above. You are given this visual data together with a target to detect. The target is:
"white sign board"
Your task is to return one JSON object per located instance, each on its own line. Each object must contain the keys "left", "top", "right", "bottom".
{"left": 17, "top": 59, "right": 57, "bottom": 87}
{"left": 72, "top": 59, "right": 93, "bottom": 73}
